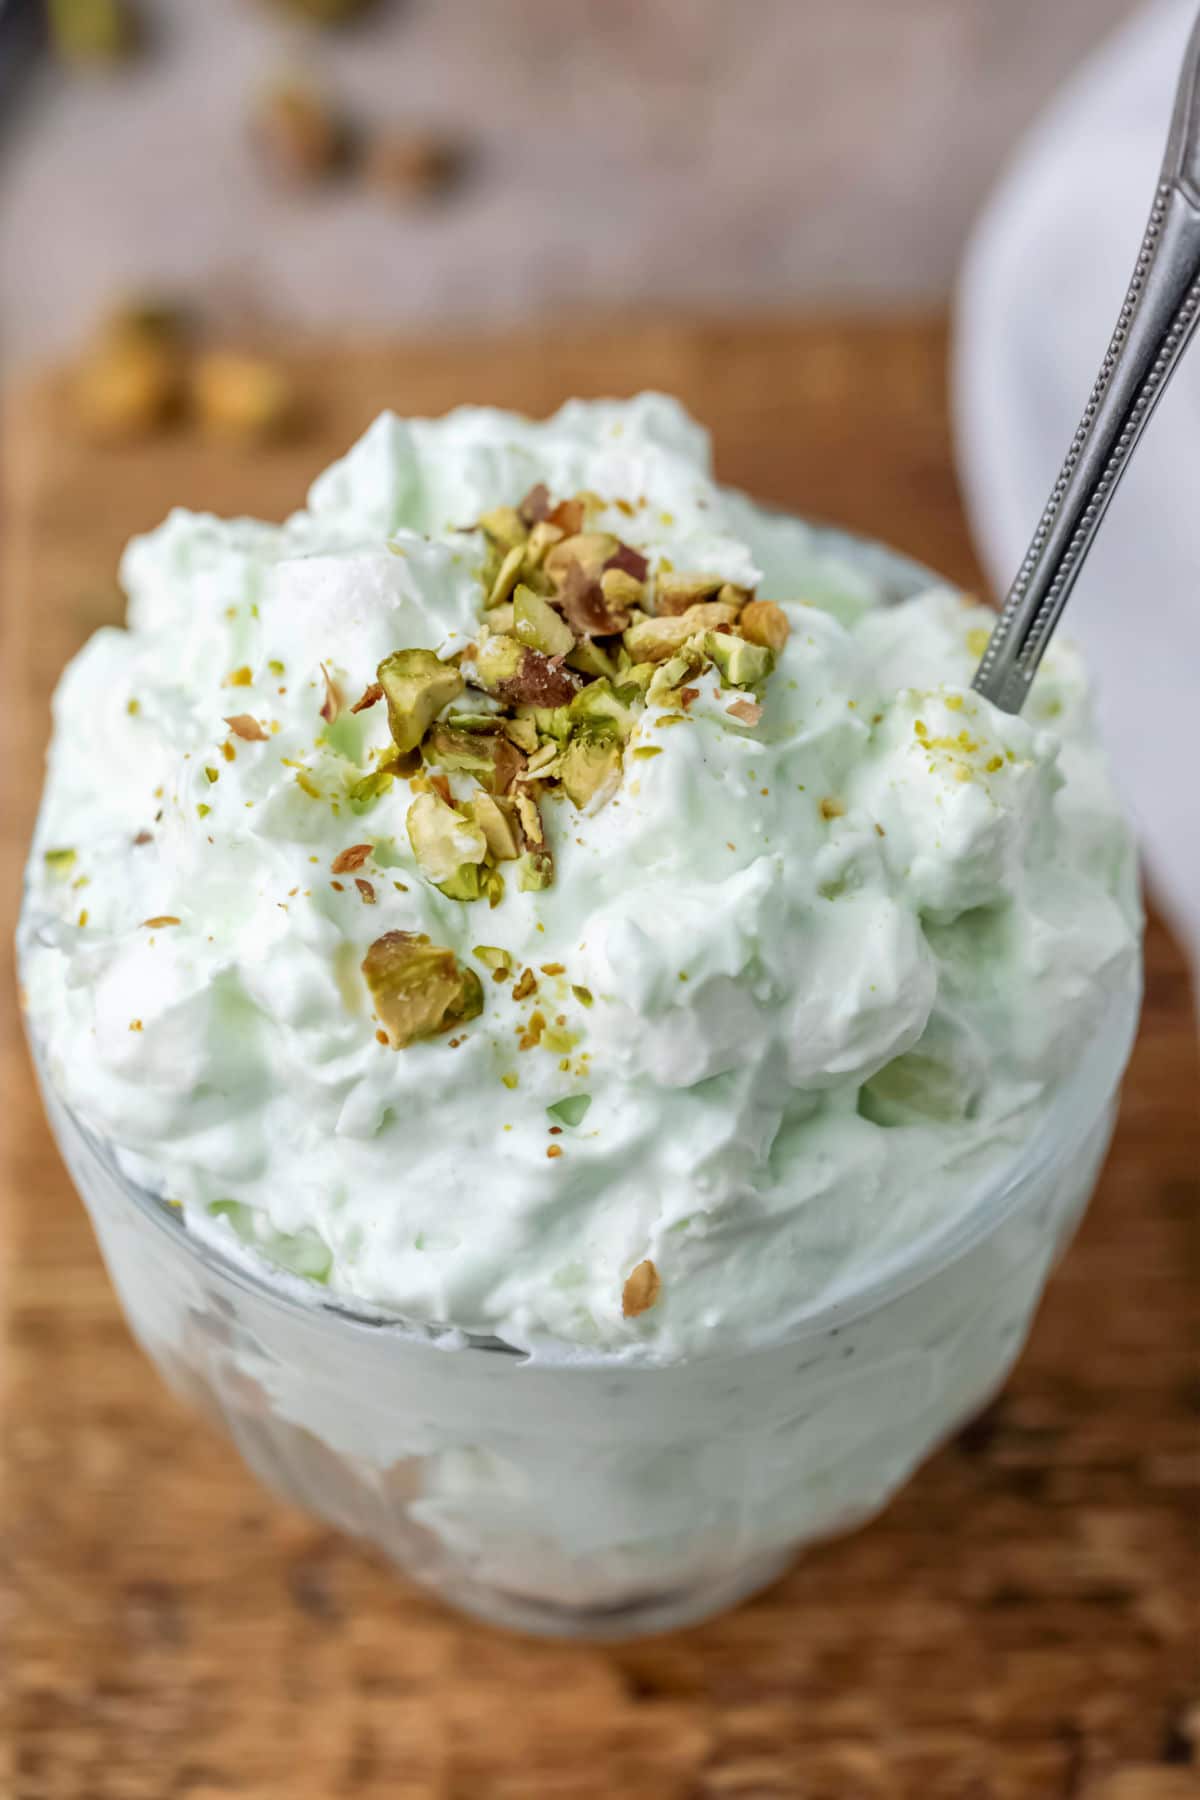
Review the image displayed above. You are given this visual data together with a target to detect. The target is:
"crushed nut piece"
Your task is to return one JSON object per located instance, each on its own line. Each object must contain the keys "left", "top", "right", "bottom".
{"left": 518, "top": 483, "right": 552, "bottom": 526}
{"left": 362, "top": 930, "right": 483, "bottom": 1049}
{"left": 351, "top": 681, "right": 383, "bottom": 714}
{"left": 739, "top": 600, "right": 791, "bottom": 653}
{"left": 224, "top": 713, "right": 269, "bottom": 741}
{"left": 331, "top": 843, "right": 373, "bottom": 874}
{"left": 622, "top": 1259, "right": 662, "bottom": 1318}
{"left": 726, "top": 698, "right": 763, "bottom": 726}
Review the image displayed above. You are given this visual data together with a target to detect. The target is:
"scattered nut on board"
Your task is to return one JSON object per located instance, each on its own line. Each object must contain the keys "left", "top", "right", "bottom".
{"left": 47, "top": 0, "right": 140, "bottom": 64}
{"left": 191, "top": 352, "right": 297, "bottom": 444}
{"left": 72, "top": 305, "right": 188, "bottom": 441}
{"left": 364, "top": 130, "right": 468, "bottom": 202}
{"left": 253, "top": 83, "right": 349, "bottom": 185}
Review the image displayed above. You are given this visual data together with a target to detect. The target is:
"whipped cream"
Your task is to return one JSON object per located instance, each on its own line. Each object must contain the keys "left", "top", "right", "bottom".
{"left": 21, "top": 395, "right": 1141, "bottom": 1359}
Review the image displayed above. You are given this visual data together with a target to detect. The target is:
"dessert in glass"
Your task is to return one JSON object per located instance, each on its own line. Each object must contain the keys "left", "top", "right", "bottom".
{"left": 19, "top": 396, "right": 1141, "bottom": 1638}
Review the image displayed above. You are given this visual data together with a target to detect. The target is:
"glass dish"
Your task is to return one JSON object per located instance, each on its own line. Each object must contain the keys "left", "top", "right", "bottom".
{"left": 21, "top": 519, "right": 1142, "bottom": 1641}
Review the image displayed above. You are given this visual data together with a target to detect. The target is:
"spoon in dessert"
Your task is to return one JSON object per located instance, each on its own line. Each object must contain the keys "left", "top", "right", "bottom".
{"left": 972, "top": 7, "right": 1200, "bottom": 714}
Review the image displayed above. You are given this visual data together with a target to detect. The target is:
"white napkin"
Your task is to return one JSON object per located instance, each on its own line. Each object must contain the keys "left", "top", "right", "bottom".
{"left": 954, "top": 0, "right": 1200, "bottom": 994}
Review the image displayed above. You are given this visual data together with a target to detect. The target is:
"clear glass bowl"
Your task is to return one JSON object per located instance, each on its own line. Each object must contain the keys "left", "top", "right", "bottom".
{"left": 21, "top": 521, "right": 1142, "bottom": 1641}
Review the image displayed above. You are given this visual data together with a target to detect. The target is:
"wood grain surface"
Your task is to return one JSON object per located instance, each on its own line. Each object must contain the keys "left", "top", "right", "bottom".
{"left": 2, "top": 317, "right": 1197, "bottom": 1800}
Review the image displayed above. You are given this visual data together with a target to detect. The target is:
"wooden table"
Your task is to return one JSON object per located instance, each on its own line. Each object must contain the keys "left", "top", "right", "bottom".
{"left": 2, "top": 318, "right": 1197, "bottom": 1800}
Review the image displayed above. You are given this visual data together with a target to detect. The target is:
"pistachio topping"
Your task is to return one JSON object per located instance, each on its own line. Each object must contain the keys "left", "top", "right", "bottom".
{"left": 622, "top": 1259, "right": 662, "bottom": 1318}
{"left": 224, "top": 713, "right": 269, "bottom": 741}
{"left": 739, "top": 599, "right": 791, "bottom": 654}
{"left": 350, "top": 681, "right": 383, "bottom": 714}
{"left": 378, "top": 648, "right": 465, "bottom": 754}
{"left": 314, "top": 483, "right": 782, "bottom": 905}
{"left": 44, "top": 848, "right": 78, "bottom": 880}
{"left": 406, "top": 791, "right": 488, "bottom": 888}
{"left": 362, "top": 930, "right": 483, "bottom": 1050}
{"left": 331, "top": 843, "right": 373, "bottom": 874}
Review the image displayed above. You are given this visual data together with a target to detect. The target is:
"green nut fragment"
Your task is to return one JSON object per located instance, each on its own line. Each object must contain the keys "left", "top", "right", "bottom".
{"left": 487, "top": 544, "right": 526, "bottom": 609}
{"left": 437, "top": 864, "right": 487, "bottom": 903}
{"left": 424, "top": 722, "right": 524, "bottom": 794}
{"left": 478, "top": 505, "right": 528, "bottom": 552}
{"left": 473, "top": 944, "right": 513, "bottom": 976}
{"left": 474, "top": 635, "right": 579, "bottom": 708}
{"left": 43, "top": 848, "right": 78, "bottom": 880}
{"left": 406, "top": 791, "right": 487, "bottom": 885}
{"left": 653, "top": 571, "right": 727, "bottom": 615}
{"left": 348, "top": 768, "right": 395, "bottom": 814}
{"left": 514, "top": 584, "right": 575, "bottom": 659}
{"left": 702, "top": 631, "right": 774, "bottom": 688}
{"left": 646, "top": 648, "right": 704, "bottom": 705}
{"left": 568, "top": 677, "right": 638, "bottom": 741}
{"left": 623, "top": 601, "right": 741, "bottom": 664}
{"left": 559, "top": 732, "right": 623, "bottom": 809}
{"left": 377, "top": 648, "right": 464, "bottom": 754}
{"left": 362, "top": 929, "right": 484, "bottom": 1049}
{"left": 502, "top": 715, "right": 540, "bottom": 753}
{"left": 473, "top": 634, "right": 525, "bottom": 691}
{"left": 469, "top": 793, "right": 521, "bottom": 861}
{"left": 516, "top": 850, "right": 554, "bottom": 892}
{"left": 544, "top": 531, "right": 619, "bottom": 587}
{"left": 566, "top": 638, "right": 621, "bottom": 680}
{"left": 522, "top": 703, "right": 573, "bottom": 744}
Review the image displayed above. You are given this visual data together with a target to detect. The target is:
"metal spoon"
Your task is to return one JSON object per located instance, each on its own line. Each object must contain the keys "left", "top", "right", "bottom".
{"left": 972, "top": 8, "right": 1200, "bottom": 714}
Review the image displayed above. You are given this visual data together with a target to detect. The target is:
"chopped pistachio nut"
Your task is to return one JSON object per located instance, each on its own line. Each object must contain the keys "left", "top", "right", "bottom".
{"left": 703, "top": 631, "right": 774, "bottom": 688}
{"left": 487, "top": 544, "right": 526, "bottom": 609}
{"left": 362, "top": 931, "right": 483, "bottom": 1050}
{"left": 424, "top": 722, "right": 525, "bottom": 794}
{"left": 478, "top": 505, "right": 527, "bottom": 552}
{"left": 623, "top": 601, "right": 741, "bottom": 663}
{"left": 544, "top": 532, "right": 619, "bottom": 587}
{"left": 378, "top": 648, "right": 464, "bottom": 754}
{"left": 406, "top": 791, "right": 487, "bottom": 886}
{"left": 356, "top": 487, "right": 787, "bottom": 899}
{"left": 559, "top": 733, "right": 622, "bottom": 809}
{"left": 514, "top": 585, "right": 575, "bottom": 659}
{"left": 516, "top": 850, "right": 554, "bottom": 892}
{"left": 44, "top": 848, "right": 78, "bottom": 880}
{"left": 470, "top": 793, "right": 521, "bottom": 861}
{"left": 653, "top": 572, "right": 727, "bottom": 615}
{"left": 739, "top": 600, "right": 791, "bottom": 653}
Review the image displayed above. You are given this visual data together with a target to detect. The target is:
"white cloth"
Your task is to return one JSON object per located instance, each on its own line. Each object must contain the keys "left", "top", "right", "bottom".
{"left": 954, "top": 0, "right": 1200, "bottom": 990}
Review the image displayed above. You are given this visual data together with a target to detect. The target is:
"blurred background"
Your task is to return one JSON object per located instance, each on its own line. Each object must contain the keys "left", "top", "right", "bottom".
{"left": 0, "top": 0, "right": 1142, "bottom": 364}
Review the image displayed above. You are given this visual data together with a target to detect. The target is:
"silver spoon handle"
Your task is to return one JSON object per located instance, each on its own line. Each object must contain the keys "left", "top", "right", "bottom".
{"left": 972, "top": 8, "right": 1200, "bottom": 714}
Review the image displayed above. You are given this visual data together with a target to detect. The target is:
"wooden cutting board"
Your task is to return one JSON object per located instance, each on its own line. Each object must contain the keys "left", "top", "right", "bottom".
{"left": 2, "top": 316, "right": 1197, "bottom": 1800}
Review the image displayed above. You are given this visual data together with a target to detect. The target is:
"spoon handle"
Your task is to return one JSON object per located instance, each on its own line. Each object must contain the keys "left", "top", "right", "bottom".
{"left": 972, "top": 8, "right": 1200, "bottom": 714}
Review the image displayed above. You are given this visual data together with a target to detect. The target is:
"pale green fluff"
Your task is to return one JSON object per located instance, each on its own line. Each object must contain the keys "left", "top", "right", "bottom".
{"left": 21, "top": 396, "right": 1141, "bottom": 1358}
